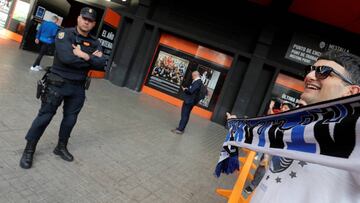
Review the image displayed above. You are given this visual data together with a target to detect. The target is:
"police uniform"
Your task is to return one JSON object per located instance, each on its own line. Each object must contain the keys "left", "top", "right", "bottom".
{"left": 20, "top": 7, "right": 106, "bottom": 169}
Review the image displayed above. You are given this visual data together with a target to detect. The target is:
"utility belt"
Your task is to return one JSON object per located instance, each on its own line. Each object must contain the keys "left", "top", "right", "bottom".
{"left": 46, "top": 72, "right": 87, "bottom": 87}
{"left": 36, "top": 71, "right": 90, "bottom": 100}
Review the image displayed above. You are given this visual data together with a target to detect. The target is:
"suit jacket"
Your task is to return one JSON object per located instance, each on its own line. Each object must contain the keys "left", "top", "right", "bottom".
{"left": 183, "top": 79, "right": 202, "bottom": 105}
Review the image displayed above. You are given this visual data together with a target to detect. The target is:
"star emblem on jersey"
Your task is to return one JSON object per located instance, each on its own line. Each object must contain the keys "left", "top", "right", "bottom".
{"left": 275, "top": 177, "right": 281, "bottom": 183}
{"left": 289, "top": 171, "right": 297, "bottom": 178}
{"left": 270, "top": 157, "right": 293, "bottom": 173}
{"left": 298, "top": 161, "right": 307, "bottom": 167}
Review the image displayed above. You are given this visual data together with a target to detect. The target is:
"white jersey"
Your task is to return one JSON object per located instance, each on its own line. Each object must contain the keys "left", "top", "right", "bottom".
{"left": 251, "top": 157, "right": 360, "bottom": 203}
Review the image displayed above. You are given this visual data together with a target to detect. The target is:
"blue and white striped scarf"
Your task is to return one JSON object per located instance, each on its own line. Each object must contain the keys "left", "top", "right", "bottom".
{"left": 215, "top": 94, "right": 360, "bottom": 177}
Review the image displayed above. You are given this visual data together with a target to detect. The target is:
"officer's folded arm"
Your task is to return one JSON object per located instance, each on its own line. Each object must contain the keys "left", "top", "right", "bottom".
{"left": 73, "top": 49, "right": 90, "bottom": 61}
{"left": 87, "top": 53, "right": 106, "bottom": 70}
{"left": 72, "top": 45, "right": 90, "bottom": 61}
{"left": 55, "top": 34, "right": 89, "bottom": 69}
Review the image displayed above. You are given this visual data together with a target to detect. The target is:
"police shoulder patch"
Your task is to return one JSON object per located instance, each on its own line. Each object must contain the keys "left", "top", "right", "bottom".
{"left": 58, "top": 32, "right": 65, "bottom": 39}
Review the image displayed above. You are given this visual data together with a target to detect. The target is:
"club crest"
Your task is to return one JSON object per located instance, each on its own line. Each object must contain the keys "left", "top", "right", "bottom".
{"left": 58, "top": 32, "right": 65, "bottom": 39}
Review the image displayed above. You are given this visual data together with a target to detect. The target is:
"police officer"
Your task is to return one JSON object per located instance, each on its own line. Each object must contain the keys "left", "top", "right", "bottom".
{"left": 20, "top": 7, "right": 106, "bottom": 169}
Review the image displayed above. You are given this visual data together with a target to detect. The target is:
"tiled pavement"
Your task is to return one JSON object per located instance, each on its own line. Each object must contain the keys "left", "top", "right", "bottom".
{"left": 0, "top": 38, "right": 237, "bottom": 202}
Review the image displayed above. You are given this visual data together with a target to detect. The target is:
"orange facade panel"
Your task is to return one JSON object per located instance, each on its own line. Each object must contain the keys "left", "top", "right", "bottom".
{"left": 159, "top": 34, "right": 233, "bottom": 68}
{"left": 0, "top": 29, "right": 22, "bottom": 42}
{"left": 103, "top": 8, "right": 121, "bottom": 28}
{"left": 88, "top": 70, "right": 105, "bottom": 78}
{"left": 275, "top": 73, "right": 304, "bottom": 92}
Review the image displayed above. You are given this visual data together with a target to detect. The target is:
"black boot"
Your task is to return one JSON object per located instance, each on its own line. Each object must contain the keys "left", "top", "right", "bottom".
{"left": 20, "top": 140, "right": 38, "bottom": 169}
{"left": 53, "top": 139, "right": 74, "bottom": 162}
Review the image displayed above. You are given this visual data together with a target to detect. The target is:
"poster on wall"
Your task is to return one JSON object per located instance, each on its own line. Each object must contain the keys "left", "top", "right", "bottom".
{"left": 267, "top": 73, "right": 304, "bottom": 114}
{"left": 12, "top": 0, "right": 30, "bottom": 23}
{"left": 0, "top": 0, "right": 12, "bottom": 28}
{"left": 197, "top": 65, "right": 220, "bottom": 108}
{"left": 43, "top": 10, "right": 63, "bottom": 25}
{"left": 284, "top": 33, "right": 356, "bottom": 65}
{"left": 148, "top": 50, "right": 189, "bottom": 94}
{"left": 98, "top": 23, "right": 116, "bottom": 69}
{"left": 35, "top": 6, "right": 45, "bottom": 19}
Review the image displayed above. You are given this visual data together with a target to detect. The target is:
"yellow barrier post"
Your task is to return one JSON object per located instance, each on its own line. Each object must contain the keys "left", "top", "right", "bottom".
{"left": 216, "top": 150, "right": 257, "bottom": 203}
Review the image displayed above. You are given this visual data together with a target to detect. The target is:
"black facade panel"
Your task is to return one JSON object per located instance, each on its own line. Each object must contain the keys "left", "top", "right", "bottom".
{"left": 109, "top": 17, "right": 134, "bottom": 86}
{"left": 149, "top": 1, "right": 262, "bottom": 55}
{"left": 126, "top": 24, "right": 156, "bottom": 90}
{"left": 212, "top": 55, "right": 249, "bottom": 124}
{"left": 267, "top": 28, "right": 306, "bottom": 74}
{"left": 232, "top": 59, "right": 264, "bottom": 117}
{"left": 231, "top": 40, "right": 272, "bottom": 118}
{"left": 245, "top": 66, "right": 276, "bottom": 117}
{"left": 134, "top": 27, "right": 160, "bottom": 91}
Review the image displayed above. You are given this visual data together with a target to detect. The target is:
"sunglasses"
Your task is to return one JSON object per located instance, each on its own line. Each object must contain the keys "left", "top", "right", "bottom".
{"left": 304, "top": 65, "right": 354, "bottom": 85}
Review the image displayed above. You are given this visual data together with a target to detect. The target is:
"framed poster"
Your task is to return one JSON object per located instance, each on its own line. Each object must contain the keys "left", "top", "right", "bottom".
{"left": 35, "top": 6, "right": 45, "bottom": 19}
{"left": 0, "top": 0, "right": 12, "bottom": 13}
{"left": 0, "top": 0, "right": 13, "bottom": 28}
{"left": 197, "top": 65, "right": 220, "bottom": 108}
{"left": 12, "top": 0, "right": 30, "bottom": 22}
{"left": 147, "top": 50, "right": 189, "bottom": 94}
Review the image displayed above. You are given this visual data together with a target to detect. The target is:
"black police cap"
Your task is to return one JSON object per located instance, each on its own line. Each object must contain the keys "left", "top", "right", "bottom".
{"left": 80, "top": 7, "right": 97, "bottom": 21}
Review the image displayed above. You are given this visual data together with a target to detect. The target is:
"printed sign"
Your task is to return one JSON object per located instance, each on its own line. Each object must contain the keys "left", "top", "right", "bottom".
{"left": 285, "top": 33, "right": 353, "bottom": 65}
{"left": 98, "top": 23, "right": 116, "bottom": 68}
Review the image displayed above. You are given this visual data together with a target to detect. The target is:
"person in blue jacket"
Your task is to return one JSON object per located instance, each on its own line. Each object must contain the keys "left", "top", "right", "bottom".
{"left": 20, "top": 7, "right": 106, "bottom": 169}
{"left": 30, "top": 15, "right": 59, "bottom": 71}
{"left": 171, "top": 71, "right": 202, "bottom": 134}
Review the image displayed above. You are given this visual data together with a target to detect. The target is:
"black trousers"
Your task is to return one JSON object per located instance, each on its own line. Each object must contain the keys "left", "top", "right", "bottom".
{"left": 25, "top": 82, "right": 85, "bottom": 142}
{"left": 33, "top": 42, "right": 52, "bottom": 67}
{"left": 177, "top": 102, "right": 195, "bottom": 131}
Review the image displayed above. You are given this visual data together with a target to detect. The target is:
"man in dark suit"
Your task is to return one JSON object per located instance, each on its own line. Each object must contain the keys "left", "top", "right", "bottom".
{"left": 171, "top": 71, "right": 202, "bottom": 134}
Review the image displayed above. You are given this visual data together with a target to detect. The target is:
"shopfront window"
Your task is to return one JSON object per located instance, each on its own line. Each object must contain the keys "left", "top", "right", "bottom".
{"left": 145, "top": 33, "right": 232, "bottom": 112}
{"left": 12, "top": 0, "right": 29, "bottom": 22}
{"left": 0, "top": 0, "right": 13, "bottom": 28}
{"left": 267, "top": 73, "right": 304, "bottom": 114}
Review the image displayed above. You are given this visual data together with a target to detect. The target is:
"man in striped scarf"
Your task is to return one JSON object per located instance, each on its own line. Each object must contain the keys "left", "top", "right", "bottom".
{"left": 251, "top": 50, "right": 360, "bottom": 203}
{"left": 226, "top": 50, "right": 360, "bottom": 203}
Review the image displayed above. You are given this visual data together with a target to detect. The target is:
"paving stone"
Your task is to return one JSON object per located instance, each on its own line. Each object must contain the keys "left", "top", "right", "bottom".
{"left": 0, "top": 38, "right": 232, "bottom": 203}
